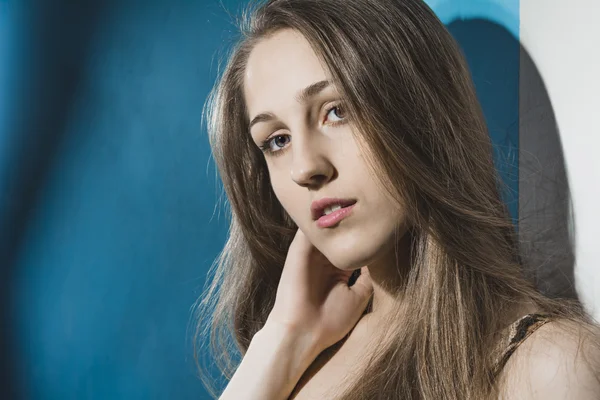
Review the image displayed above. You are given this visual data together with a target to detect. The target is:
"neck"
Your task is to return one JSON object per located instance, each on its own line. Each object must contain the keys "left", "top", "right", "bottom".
{"left": 364, "top": 228, "right": 413, "bottom": 324}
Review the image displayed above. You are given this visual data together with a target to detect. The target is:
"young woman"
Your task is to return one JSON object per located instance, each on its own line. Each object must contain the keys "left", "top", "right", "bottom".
{"left": 194, "top": 0, "right": 600, "bottom": 398}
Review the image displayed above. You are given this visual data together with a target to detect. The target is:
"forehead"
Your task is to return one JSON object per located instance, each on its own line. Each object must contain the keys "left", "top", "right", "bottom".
{"left": 243, "top": 29, "right": 329, "bottom": 116}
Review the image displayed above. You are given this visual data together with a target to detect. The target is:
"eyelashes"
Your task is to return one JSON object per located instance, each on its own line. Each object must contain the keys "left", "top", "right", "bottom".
{"left": 258, "top": 103, "right": 347, "bottom": 156}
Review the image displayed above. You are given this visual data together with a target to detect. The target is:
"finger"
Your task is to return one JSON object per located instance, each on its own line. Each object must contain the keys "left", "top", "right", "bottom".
{"left": 350, "top": 266, "right": 373, "bottom": 300}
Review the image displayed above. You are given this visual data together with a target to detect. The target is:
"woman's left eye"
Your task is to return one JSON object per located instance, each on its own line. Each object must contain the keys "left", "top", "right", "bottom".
{"left": 325, "top": 104, "right": 346, "bottom": 124}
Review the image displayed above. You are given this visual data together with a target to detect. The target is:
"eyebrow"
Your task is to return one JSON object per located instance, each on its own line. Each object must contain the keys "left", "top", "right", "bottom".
{"left": 248, "top": 79, "right": 331, "bottom": 133}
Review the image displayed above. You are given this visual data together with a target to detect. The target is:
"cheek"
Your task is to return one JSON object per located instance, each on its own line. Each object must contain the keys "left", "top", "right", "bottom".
{"left": 271, "top": 183, "right": 291, "bottom": 211}
{"left": 274, "top": 191, "right": 295, "bottom": 217}
{"left": 272, "top": 186, "right": 306, "bottom": 223}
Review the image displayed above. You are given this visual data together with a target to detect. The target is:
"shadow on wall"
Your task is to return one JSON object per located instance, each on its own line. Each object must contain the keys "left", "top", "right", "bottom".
{"left": 517, "top": 41, "right": 580, "bottom": 301}
{"left": 447, "top": 18, "right": 580, "bottom": 302}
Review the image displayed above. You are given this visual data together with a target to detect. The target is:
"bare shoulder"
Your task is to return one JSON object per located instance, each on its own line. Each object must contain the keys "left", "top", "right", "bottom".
{"left": 498, "top": 318, "right": 600, "bottom": 399}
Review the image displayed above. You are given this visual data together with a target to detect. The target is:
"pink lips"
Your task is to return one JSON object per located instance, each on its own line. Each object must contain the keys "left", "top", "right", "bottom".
{"left": 316, "top": 203, "right": 356, "bottom": 228}
{"left": 311, "top": 197, "right": 357, "bottom": 220}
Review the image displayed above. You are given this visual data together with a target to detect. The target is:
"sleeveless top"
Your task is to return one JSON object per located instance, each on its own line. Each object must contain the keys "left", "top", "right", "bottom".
{"left": 491, "top": 313, "right": 553, "bottom": 379}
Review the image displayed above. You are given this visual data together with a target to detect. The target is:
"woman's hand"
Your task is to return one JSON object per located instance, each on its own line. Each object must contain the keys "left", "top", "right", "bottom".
{"left": 265, "top": 228, "right": 374, "bottom": 353}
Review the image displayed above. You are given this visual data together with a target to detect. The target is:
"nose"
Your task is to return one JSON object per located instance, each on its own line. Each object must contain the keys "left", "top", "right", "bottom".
{"left": 290, "top": 134, "right": 333, "bottom": 188}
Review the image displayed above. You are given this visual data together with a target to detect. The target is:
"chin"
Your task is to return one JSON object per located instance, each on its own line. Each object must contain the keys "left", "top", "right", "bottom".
{"left": 323, "top": 230, "right": 396, "bottom": 269}
{"left": 321, "top": 245, "right": 376, "bottom": 271}
{"left": 337, "top": 256, "right": 373, "bottom": 271}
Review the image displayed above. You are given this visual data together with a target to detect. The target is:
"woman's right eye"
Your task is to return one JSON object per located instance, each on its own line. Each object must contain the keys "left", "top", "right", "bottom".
{"left": 259, "top": 134, "right": 290, "bottom": 156}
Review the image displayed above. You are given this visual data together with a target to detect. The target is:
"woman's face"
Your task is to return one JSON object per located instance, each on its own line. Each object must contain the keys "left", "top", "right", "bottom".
{"left": 243, "top": 29, "right": 406, "bottom": 270}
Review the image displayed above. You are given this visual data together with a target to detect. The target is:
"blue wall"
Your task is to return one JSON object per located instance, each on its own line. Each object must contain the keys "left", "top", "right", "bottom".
{"left": 1, "top": 1, "right": 519, "bottom": 399}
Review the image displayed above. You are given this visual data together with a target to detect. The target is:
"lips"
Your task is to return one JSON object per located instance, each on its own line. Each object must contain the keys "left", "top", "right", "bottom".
{"left": 311, "top": 197, "right": 357, "bottom": 220}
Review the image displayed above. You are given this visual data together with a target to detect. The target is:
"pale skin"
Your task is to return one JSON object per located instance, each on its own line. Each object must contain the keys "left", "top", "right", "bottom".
{"left": 218, "top": 28, "right": 600, "bottom": 400}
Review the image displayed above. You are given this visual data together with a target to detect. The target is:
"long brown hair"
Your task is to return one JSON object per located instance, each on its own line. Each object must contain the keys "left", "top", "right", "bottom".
{"left": 193, "top": 0, "right": 600, "bottom": 398}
